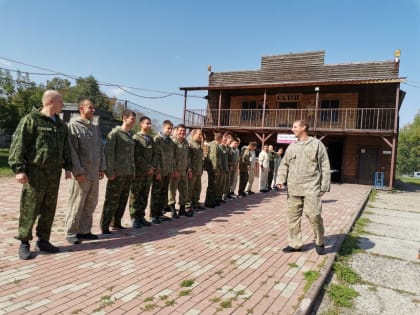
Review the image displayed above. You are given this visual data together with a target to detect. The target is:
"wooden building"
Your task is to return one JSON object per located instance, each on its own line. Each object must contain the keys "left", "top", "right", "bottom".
{"left": 180, "top": 51, "right": 405, "bottom": 188}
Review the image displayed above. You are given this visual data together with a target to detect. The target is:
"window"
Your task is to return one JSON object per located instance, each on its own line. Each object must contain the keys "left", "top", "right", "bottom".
{"left": 241, "top": 101, "right": 256, "bottom": 121}
{"left": 320, "top": 100, "right": 339, "bottom": 122}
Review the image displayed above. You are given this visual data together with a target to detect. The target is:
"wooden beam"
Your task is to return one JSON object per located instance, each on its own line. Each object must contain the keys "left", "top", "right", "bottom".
{"left": 261, "top": 89, "right": 267, "bottom": 129}
{"left": 379, "top": 136, "right": 392, "bottom": 148}
{"left": 389, "top": 85, "right": 400, "bottom": 190}
{"left": 183, "top": 90, "right": 187, "bottom": 124}
{"left": 217, "top": 90, "right": 222, "bottom": 128}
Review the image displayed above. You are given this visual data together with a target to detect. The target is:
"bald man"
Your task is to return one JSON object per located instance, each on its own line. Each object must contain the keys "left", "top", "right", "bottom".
{"left": 9, "top": 90, "right": 72, "bottom": 260}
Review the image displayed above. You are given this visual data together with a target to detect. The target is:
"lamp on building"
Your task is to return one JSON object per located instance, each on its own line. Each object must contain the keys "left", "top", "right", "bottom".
{"left": 394, "top": 49, "right": 401, "bottom": 63}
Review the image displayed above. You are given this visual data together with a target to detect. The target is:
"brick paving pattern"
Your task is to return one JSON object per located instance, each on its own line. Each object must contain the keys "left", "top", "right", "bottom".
{"left": 0, "top": 175, "right": 370, "bottom": 314}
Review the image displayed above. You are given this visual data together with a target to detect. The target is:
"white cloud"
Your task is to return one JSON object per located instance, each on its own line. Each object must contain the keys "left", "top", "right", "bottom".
{"left": 0, "top": 59, "right": 12, "bottom": 67}
{"left": 108, "top": 86, "right": 129, "bottom": 97}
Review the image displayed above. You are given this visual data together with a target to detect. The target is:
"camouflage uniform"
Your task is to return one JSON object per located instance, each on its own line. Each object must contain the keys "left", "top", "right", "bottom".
{"left": 204, "top": 140, "right": 221, "bottom": 206}
{"left": 66, "top": 118, "right": 105, "bottom": 237}
{"left": 168, "top": 137, "right": 190, "bottom": 207}
{"left": 238, "top": 146, "right": 251, "bottom": 195}
{"left": 188, "top": 139, "right": 203, "bottom": 208}
{"left": 217, "top": 144, "right": 229, "bottom": 200}
{"left": 129, "top": 132, "right": 156, "bottom": 221}
{"left": 151, "top": 133, "right": 175, "bottom": 218}
{"left": 8, "top": 108, "right": 72, "bottom": 242}
{"left": 245, "top": 149, "right": 256, "bottom": 192}
{"left": 224, "top": 146, "right": 234, "bottom": 197}
{"left": 267, "top": 151, "right": 276, "bottom": 189}
{"left": 277, "top": 137, "right": 331, "bottom": 249}
{"left": 101, "top": 126, "right": 135, "bottom": 231}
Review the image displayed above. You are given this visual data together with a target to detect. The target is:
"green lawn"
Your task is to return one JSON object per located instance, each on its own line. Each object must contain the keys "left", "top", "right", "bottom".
{"left": 397, "top": 176, "right": 420, "bottom": 186}
{"left": 0, "top": 149, "right": 13, "bottom": 177}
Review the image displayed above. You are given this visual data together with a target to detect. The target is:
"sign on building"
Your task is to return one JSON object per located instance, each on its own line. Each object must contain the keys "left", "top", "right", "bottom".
{"left": 277, "top": 134, "right": 297, "bottom": 144}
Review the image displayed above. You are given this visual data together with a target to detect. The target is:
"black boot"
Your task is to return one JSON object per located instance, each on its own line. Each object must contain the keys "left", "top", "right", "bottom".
{"left": 171, "top": 205, "right": 179, "bottom": 219}
{"left": 178, "top": 205, "right": 187, "bottom": 216}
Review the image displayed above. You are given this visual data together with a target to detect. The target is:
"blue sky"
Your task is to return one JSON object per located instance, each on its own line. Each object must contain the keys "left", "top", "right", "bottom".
{"left": 0, "top": 0, "right": 419, "bottom": 127}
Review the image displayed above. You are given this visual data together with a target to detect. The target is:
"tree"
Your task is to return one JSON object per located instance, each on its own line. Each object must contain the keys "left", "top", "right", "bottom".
{"left": 397, "top": 111, "right": 420, "bottom": 175}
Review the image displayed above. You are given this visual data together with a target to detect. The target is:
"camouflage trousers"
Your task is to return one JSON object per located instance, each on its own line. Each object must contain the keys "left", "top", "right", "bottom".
{"left": 223, "top": 170, "right": 231, "bottom": 197}
{"left": 168, "top": 173, "right": 189, "bottom": 207}
{"left": 151, "top": 174, "right": 170, "bottom": 218}
{"left": 238, "top": 171, "right": 249, "bottom": 195}
{"left": 287, "top": 195, "right": 325, "bottom": 249}
{"left": 229, "top": 167, "right": 239, "bottom": 194}
{"left": 205, "top": 170, "right": 217, "bottom": 206}
{"left": 66, "top": 178, "right": 99, "bottom": 237}
{"left": 245, "top": 167, "right": 255, "bottom": 192}
{"left": 267, "top": 169, "right": 274, "bottom": 189}
{"left": 101, "top": 175, "right": 132, "bottom": 230}
{"left": 129, "top": 175, "right": 152, "bottom": 220}
{"left": 216, "top": 172, "right": 227, "bottom": 199}
{"left": 188, "top": 173, "right": 202, "bottom": 207}
{"left": 17, "top": 167, "right": 62, "bottom": 242}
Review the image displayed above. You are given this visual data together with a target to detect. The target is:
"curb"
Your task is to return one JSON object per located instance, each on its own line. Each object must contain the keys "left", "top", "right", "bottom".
{"left": 293, "top": 187, "right": 372, "bottom": 315}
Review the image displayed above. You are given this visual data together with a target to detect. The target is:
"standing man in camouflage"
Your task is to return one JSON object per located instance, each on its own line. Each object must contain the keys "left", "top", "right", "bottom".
{"left": 168, "top": 124, "right": 193, "bottom": 217}
{"left": 267, "top": 145, "right": 276, "bottom": 190}
{"left": 129, "top": 116, "right": 155, "bottom": 228}
{"left": 276, "top": 120, "right": 330, "bottom": 255}
{"left": 188, "top": 129, "right": 204, "bottom": 210}
{"left": 9, "top": 90, "right": 72, "bottom": 260}
{"left": 65, "top": 99, "right": 105, "bottom": 244}
{"left": 100, "top": 110, "right": 136, "bottom": 234}
{"left": 245, "top": 142, "right": 257, "bottom": 194}
{"left": 151, "top": 120, "right": 176, "bottom": 224}
{"left": 220, "top": 132, "right": 232, "bottom": 201}
{"left": 238, "top": 141, "right": 256, "bottom": 197}
{"left": 204, "top": 132, "right": 223, "bottom": 208}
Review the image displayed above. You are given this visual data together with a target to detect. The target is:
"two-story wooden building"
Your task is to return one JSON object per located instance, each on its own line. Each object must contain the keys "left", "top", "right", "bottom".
{"left": 180, "top": 51, "right": 405, "bottom": 188}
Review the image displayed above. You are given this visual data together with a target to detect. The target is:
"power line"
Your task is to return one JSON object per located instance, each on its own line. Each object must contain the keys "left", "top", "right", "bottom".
{"left": 0, "top": 57, "right": 206, "bottom": 99}
{"left": 0, "top": 75, "right": 183, "bottom": 120}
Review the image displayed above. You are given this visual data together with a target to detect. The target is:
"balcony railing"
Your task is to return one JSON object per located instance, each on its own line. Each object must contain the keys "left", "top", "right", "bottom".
{"left": 184, "top": 108, "right": 395, "bottom": 132}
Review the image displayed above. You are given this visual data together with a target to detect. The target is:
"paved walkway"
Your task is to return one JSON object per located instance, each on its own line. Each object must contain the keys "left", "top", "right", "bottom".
{"left": 0, "top": 176, "right": 370, "bottom": 315}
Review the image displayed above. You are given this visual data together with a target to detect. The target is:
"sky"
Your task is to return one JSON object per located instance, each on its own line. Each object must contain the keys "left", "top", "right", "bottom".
{"left": 0, "top": 0, "right": 419, "bottom": 127}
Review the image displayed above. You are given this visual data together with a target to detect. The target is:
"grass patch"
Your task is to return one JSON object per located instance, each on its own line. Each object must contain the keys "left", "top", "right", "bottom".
{"left": 164, "top": 299, "right": 175, "bottom": 306}
{"left": 143, "top": 296, "right": 154, "bottom": 302}
{"left": 333, "top": 262, "right": 361, "bottom": 284}
{"left": 0, "top": 149, "right": 13, "bottom": 177}
{"left": 143, "top": 303, "right": 157, "bottom": 311}
{"left": 288, "top": 262, "right": 298, "bottom": 268}
{"left": 219, "top": 299, "right": 232, "bottom": 309}
{"left": 368, "top": 189, "right": 377, "bottom": 201}
{"left": 180, "top": 279, "right": 195, "bottom": 287}
{"left": 303, "top": 270, "right": 320, "bottom": 292}
{"left": 397, "top": 176, "right": 420, "bottom": 186}
{"left": 327, "top": 284, "right": 358, "bottom": 307}
{"left": 179, "top": 289, "right": 192, "bottom": 296}
{"left": 210, "top": 297, "right": 221, "bottom": 303}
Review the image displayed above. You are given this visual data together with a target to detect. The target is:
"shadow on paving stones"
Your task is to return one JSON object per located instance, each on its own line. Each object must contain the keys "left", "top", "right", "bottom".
{"left": 57, "top": 190, "right": 284, "bottom": 253}
{"left": 321, "top": 199, "right": 338, "bottom": 203}
{"left": 357, "top": 236, "right": 376, "bottom": 250}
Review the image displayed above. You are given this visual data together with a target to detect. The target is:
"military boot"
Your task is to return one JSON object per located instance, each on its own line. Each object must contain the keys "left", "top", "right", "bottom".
{"left": 178, "top": 205, "right": 187, "bottom": 216}
{"left": 19, "top": 241, "right": 32, "bottom": 260}
{"left": 170, "top": 205, "right": 179, "bottom": 219}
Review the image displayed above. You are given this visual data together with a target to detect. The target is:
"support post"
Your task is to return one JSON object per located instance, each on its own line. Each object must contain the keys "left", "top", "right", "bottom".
{"left": 183, "top": 90, "right": 187, "bottom": 124}
{"left": 217, "top": 90, "right": 222, "bottom": 128}
{"left": 389, "top": 85, "right": 400, "bottom": 190}
{"left": 314, "top": 87, "right": 320, "bottom": 136}
{"left": 261, "top": 89, "right": 267, "bottom": 129}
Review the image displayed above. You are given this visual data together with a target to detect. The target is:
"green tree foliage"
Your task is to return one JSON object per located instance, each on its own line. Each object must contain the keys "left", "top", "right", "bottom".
{"left": 397, "top": 111, "right": 420, "bottom": 175}
{"left": 0, "top": 72, "right": 119, "bottom": 135}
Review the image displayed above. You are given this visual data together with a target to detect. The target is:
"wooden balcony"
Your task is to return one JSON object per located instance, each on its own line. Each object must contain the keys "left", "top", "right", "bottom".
{"left": 184, "top": 108, "right": 395, "bottom": 134}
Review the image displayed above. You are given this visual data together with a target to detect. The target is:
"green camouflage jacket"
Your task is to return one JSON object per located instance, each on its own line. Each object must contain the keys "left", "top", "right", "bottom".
{"left": 154, "top": 133, "right": 176, "bottom": 177}
{"left": 8, "top": 108, "right": 72, "bottom": 174}
{"left": 104, "top": 126, "right": 135, "bottom": 177}
{"left": 189, "top": 140, "right": 203, "bottom": 175}
{"left": 277, "top": 137, "right": 331, "bottom": 196}
{"left": 133, "top": 132, "right": 156, "bottom": 177}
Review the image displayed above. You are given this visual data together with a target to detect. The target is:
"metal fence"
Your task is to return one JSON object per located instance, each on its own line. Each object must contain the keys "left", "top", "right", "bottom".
{"left": 185, "top": 108, "right": 395, "bottom": 131}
